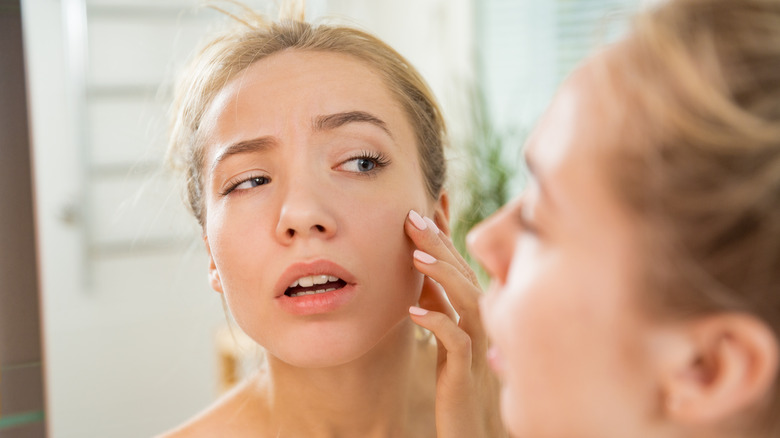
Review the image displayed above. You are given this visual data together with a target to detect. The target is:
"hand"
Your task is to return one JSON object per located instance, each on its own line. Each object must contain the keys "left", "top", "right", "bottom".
{"left": 405, "top": 210, "right": 506, "bottom": 438}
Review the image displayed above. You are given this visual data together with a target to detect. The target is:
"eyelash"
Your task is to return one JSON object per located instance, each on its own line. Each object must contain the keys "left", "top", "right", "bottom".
{"left": 343, "top": 150, "right": 391, "bottom": 174}
{"left": 221, "top": 174, "right": 270, "bottom": 196}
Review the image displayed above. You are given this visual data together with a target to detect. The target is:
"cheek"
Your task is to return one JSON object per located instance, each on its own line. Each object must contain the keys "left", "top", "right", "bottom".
{"left": 205, "top": 202, "right": 282, "bottom": 327}
{"left": 345, "top": 163, "right": 430, "bottom": 291}
{"left": 490, "top": 246, "right": 601, "bottom": 392}
{"left": 497, "top": 241, "right": 654, "bottom": 428}
{"left": 347, "top": 188, "right": 424, "bottom": 303}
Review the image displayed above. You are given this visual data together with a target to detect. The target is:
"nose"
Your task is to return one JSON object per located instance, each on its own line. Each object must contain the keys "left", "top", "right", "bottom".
{"left": 275, "top": 181, "right": 337, "bottom": 244}
{"left": 466, "top": 197, "right": 522, "bottom": 285}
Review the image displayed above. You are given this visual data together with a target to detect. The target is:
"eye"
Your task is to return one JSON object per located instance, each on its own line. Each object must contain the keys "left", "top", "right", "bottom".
{"left": 222, "top": 175, "right": 270, "bottom": 196}
{"left": 235, "top": 176, "right": 270, "bottom": 190}
{"left": 337, "top": 151, "right": 390, "bottom": 174}
{"left": 349, "top": 158, "right": 376, "bottom": 172}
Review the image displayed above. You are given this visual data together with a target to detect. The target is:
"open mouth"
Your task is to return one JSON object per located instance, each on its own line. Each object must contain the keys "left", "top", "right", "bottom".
{"left": 284, "top": 275, "right": 348, "bottom": 298}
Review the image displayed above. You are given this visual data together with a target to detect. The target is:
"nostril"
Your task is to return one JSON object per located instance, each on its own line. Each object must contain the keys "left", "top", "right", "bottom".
{"left": 279, "top": 223, "right": 331, "bottom": 240}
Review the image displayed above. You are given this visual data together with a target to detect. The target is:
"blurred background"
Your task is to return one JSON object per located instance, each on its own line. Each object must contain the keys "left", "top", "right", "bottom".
{"left": 1, "top": 0, "right": 638, "bottom": 436}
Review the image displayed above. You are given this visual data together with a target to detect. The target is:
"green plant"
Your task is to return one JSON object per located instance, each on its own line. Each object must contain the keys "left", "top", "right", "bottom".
{"left": 450, "top": 86, "right": 522, "bottom": 285}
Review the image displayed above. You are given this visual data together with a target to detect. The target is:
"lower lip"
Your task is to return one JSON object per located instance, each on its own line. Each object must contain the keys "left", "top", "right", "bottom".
{"left": 276, "top": 284, "right": 357, "bottom": 316}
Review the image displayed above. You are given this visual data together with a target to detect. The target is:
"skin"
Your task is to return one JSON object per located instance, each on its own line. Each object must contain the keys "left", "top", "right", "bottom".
{"left": 469, "top": 54, "right": 780, "bottom": 438}
{"left": 162, "top": 49, "right": 503, "bottom": 437}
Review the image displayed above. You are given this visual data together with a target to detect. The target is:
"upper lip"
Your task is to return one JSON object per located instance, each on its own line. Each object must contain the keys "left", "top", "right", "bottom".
{"left": 274, "top": 259, "right": 356, "bottom": 298}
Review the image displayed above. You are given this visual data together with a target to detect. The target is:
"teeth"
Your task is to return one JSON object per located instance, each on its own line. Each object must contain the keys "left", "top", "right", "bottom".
{"left": 289, "top": 287, "right": 337, "bottom": 298}
{"left": 289, "top": 275, "right": 340, "bottom": 288}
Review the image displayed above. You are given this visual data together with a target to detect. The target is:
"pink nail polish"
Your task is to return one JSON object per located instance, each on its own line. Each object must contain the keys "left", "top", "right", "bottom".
{"left": 424, "top": 217, "right": 440, "bottom": 234}
{"left": 408, "top": 210, "right": 427, "bottom": 231}
{"left": 414, "top": 250, "right": 436, "bottom": 264}
{"left": 409, "top": 306, "right": 428, "bottom": 316}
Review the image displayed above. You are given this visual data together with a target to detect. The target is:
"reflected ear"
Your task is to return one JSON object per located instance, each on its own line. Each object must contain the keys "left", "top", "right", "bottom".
{"left": 203, "top": 235, "right": 224, "bottom": 294}
{"left": 433, "top": 191, "right": 451, "bottom": 236}
{"left": 659, "top": 314, "right": 778, "bottom": 427}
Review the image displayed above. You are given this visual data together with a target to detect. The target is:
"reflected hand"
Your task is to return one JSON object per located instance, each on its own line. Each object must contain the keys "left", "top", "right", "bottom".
{"left": 405, "top": 210, "right": 506, "bottom": 438}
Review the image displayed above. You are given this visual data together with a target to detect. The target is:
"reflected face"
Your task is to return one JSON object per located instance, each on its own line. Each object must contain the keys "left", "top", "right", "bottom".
{"left": 200, "top": 50, "right": 436, "bottom": 367}
{"left": 470, "top": 69, "right": 658, "bottom": 437}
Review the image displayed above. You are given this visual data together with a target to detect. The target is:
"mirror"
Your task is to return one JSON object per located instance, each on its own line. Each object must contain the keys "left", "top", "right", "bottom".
{"left": 22, "top": 0, "right": 472, "bottom": 435}
{"left": 21, "top": 0, "right": 637, "bottom": 435}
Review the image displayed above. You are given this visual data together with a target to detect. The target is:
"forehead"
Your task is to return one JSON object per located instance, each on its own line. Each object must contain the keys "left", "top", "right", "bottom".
{"left": 200, "top": 50, "right": 406, "bottom": 141}
{"left": 523, "top": 58, "right": 631, "bottom": 222}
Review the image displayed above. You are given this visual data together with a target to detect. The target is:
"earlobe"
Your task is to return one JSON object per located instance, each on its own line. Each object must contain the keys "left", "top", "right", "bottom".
{"left": 204, "top": 236, "right": 224, "bottom": 294}
{"left": 433, "top": 191, "right": 451, "bottom": 236}
{"left": 661, "top": 315, "right": 778, "bottom": 428}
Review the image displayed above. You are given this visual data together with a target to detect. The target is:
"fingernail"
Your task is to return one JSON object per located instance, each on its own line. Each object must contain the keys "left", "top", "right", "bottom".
{"left": 408, "top": 210, "right": 427, "bottom": 231}
{"left": 409, "top": 306, "right": 429, "bottom": 316}
{"left": 414, "top": 250, "right": 436, "bottom": 264}
{"left": 424, "top": 216, "right": 440, "bottom": 234}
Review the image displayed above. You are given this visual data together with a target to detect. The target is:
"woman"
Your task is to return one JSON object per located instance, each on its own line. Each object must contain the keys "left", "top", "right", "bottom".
{"left": 471, "top": 0, "right": 780, "bottom": 437}
{"left": 162, "top": 5, "right": 503, "bottom": 438}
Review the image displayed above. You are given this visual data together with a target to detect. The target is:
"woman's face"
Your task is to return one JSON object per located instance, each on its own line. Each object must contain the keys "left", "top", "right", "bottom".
{"left": 200, "top": 50, "right": 440, "bottom": 367}
{"left": 471, "top": 70, "right": 662, "bottom": 437}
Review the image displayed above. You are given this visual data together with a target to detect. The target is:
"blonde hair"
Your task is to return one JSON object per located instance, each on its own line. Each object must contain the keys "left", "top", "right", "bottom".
{"left": 598, "top": 0, "right": 780, "bottom": 433}
{"left": 168, "top": 7, "right": 447, "bottom": 227}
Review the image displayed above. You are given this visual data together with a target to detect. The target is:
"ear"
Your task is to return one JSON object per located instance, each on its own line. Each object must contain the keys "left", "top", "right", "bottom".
{"left": 432, "top": 191, "right": 451, "bottom": 236}
{"left": 203, "top": 235, "right": 224, "bottom": 294}
{"left": 659, "top": 314, "right": 778, "bottom": 427}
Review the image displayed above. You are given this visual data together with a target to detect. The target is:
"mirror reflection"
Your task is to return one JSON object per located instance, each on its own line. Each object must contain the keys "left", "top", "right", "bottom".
{"left": 14, "top": 0, "right": 638, "bottom": 436}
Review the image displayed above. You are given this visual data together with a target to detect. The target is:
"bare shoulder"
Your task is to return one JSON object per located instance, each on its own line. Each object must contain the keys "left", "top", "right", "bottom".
{"left": 155, "top": 373, "right": 270, "bottom": 438}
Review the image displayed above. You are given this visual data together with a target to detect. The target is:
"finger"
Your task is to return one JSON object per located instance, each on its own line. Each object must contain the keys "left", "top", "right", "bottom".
{"left": 406, "top": 212, "right": 483, "bottom": 327}
{"left": 406, "top": 210, "right": 475, "bottom": 283}
{"left": 412, "top": 250, "right": 479, "bottom": 316}
{"left": 412, "top": 250, "right": 487, "bottom": 346}
{"left": 409, "top": 306, "right": 472, "bottom": 376}
{"left": 419, "top": 276, "right": 457, "bottom": 322}
{"left": 426, "top": 217, "right": 480, "bottom": 287}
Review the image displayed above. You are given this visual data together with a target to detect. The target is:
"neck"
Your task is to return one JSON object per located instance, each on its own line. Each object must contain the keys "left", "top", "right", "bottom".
{"left": 260, "top": 319, "right": 433, "bottom": 438}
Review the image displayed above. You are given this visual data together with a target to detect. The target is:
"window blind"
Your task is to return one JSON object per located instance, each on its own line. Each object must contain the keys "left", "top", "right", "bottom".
{"left": 478, "top": 0, "right": 639, "bottom": 132}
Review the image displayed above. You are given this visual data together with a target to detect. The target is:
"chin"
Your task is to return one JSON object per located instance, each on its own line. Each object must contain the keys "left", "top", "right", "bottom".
{"left": 275, "top": 337, "right": 372, "bottom": 368}
{"left": 265, "top": 313, "right": 414, "bottom": 369}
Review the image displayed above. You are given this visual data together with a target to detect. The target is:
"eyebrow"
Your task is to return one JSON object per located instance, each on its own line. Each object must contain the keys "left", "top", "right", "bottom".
{"left": 210, "top": 111, "right": 392, "bottom": 174}
{"left": 313, "top": 111, "right": 393, "bottom": 139}
{"left": 211, "top": 136, "right": 277, "bottom": 174}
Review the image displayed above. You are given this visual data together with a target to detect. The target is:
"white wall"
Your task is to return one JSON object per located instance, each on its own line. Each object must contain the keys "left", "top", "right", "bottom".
{"left": 326, "top": 0, "right": 474, "bottom": 128}
{"left": 23, "top": 1, "right": 228, "bottom": 436}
